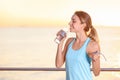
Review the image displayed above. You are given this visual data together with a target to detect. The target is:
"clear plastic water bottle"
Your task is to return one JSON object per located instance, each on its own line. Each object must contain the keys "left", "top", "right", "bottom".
{"left": 54, "top": 28, "right": 68, "bottom": 44}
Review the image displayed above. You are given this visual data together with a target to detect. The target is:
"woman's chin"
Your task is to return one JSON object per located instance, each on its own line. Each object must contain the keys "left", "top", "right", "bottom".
{"left": 70, "top": 28, "right": 72, "bottom": 32}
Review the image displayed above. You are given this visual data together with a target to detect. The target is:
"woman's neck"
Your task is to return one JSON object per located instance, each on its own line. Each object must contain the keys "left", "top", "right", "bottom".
{"left": 76, "top": 31, "right": 88, "bottom": 42}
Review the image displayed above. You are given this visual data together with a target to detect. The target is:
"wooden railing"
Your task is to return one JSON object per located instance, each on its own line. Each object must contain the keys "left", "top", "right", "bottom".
{"left": 0, "top": 67, "right": 120, "bottom": 71}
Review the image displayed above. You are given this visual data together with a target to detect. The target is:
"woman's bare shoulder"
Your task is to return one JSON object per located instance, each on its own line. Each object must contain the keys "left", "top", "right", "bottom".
{"left": 89, "top": 40, "right": 98, "bottom": 46}
{"left": 65, "top": 37, "right": 74, "bottom": 45}
{"left": 87, "top": 40, "right": 100, "bottom": 53}
{"left": 67, "top": 37, "right": 74, "bottom": 42}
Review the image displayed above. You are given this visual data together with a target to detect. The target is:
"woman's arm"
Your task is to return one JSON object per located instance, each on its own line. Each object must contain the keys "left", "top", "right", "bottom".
{"left": 87, "top": 41, "right": 100, "bottom": 76}
{"left": 55, "top": 38, "right": 73, "bottom": 68}
{"left": 92, "top": 50, "right": 100, "bottom": 76}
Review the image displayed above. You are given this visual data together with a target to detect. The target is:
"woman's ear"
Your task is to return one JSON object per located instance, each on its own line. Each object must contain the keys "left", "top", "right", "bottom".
{"left": 82, "top": 23, "right": 86, "bottom": 28}
{"left": 82, "top": 23, "right": 86, "bottom": 30}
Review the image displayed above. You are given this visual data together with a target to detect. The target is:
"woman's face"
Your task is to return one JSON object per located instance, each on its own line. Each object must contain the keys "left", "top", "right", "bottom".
{"left": 69, "top": 14, "right": 85, "bottom": 32}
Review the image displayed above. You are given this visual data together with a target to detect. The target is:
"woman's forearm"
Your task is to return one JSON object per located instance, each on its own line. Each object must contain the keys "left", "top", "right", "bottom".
{"left": 55, "top": 43, "right": 65, "bottom": 68}
{"left": 92, "top": 58, "right": 100, "bottom": 76}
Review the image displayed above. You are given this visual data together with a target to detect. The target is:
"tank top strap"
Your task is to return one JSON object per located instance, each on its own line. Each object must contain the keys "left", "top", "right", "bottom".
{"left": 83, "top": 37, "right": 91, "bottom": 48}
{"left": 68, "top": 38, "right": 75, "bottom": 49}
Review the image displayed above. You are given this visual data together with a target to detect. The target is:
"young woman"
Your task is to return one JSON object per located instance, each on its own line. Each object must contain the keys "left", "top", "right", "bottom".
{"left": 55, "top": 11, "right": 100, "bottom": 80}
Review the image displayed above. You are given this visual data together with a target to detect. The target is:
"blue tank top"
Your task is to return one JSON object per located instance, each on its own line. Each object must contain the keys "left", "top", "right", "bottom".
{"left": 65, "top": 37, "right": 92, "bottom": 80}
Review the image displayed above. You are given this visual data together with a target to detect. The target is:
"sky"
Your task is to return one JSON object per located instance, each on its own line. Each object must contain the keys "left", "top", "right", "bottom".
{"left": 0, "top": 0, "right": 120, "bottom": 27}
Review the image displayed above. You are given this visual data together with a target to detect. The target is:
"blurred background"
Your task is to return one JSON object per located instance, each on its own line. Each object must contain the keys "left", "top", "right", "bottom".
{"left": 0, "top": 0, "right": 120, "bottom": 80}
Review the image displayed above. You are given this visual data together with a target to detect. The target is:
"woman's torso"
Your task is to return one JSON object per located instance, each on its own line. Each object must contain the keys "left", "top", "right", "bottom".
{"left": 65, "top": 37, "right": 92, "bottom": 80}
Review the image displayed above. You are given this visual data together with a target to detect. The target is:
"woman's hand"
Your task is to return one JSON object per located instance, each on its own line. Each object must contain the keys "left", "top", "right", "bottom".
{"left": 56, "top": 30, "right": 67, "bottom": 44}
{"left": 92, "top": 51, "right": 100, "bottom": 62}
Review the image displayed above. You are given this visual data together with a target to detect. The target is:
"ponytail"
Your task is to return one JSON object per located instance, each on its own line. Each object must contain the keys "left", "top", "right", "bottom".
{"left": 88, "top": 26, "right": 99, "bottom": 42}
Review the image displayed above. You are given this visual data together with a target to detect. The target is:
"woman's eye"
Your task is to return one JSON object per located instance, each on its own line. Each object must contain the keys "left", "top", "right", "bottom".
{"left": 72, "top": 21, "right": 76, "bottom": 23}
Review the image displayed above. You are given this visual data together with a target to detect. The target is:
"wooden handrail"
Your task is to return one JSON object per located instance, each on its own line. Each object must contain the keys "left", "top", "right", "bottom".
{"left": 0, "top": 67, "right": 120, "bottom": 71}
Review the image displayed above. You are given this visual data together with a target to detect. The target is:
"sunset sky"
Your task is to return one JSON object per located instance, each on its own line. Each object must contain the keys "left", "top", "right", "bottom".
{"left": 0, "top": 0, "right": 120, "bottom": 27}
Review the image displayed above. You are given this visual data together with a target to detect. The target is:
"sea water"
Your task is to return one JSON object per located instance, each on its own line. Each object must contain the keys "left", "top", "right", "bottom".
{"left": 0, "top": 27, "right": 120, "bottom": 80}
